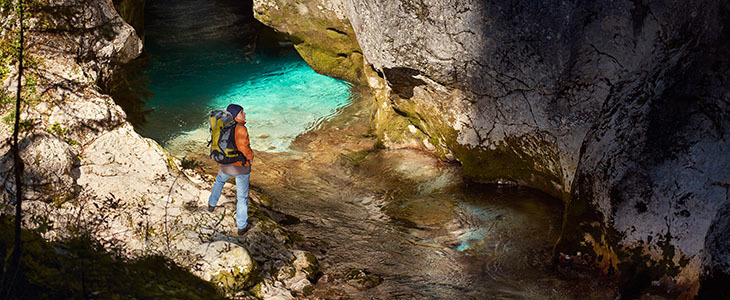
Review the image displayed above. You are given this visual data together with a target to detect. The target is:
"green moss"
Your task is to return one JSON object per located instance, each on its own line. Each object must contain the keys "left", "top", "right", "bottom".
{"left": 253, "top": 1, "right": 365, "bottom": 84}
{"left": 555, "top": 174, "right": 694, "bottom": 297}
{"left": 210, "top": 265, "right": 260, "bottom": 292}
{"left": 295, "top": 43, "right": 362, "bottom": 84}
{"left": 451, "top": 138, "right": 564, "bottom": 199}
{"left": 47, "top": 122, "right": 79, "bottom": 145}
{"left": 282, "top": 266, "right": 297, "bottom": 279}
{"left": 374, "top": 91, "right": 565, "bottom": 198}
{"left": 180, "top": 156, "right": 203, "bottom": 170}
{"left": 301, "top": 252, "right": 319, "bottom": 281}
{"left": 344, "top": 268, "right": 382, "bottom": 291}
{"left": 251, "top": 281, "right": 264, "bottom": 298}
{"left": 340, "top": 147, "right": 376, "bottom": 167}
{"left": 301, "top": 283, "right": 314, "bottom": 295}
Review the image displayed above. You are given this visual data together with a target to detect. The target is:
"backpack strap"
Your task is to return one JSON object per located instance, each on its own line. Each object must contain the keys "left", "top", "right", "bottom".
{"left": 227, "top": 123, "right": 248, "bottom": 163}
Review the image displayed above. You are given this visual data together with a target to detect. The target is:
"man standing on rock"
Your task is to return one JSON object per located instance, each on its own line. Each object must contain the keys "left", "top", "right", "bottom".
{"left": 208, "top": 104, "right": 255, "bottom": 236}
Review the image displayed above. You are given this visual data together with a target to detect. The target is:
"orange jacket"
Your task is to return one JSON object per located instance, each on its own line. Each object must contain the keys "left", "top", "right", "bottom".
{"left": 232, "top": 119, "right": 254, "bottom": 167}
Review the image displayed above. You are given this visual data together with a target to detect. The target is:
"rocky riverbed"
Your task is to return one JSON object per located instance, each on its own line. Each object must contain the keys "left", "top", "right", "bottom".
{"left": 179, "top": 87, "right": 622, "bottom": 299}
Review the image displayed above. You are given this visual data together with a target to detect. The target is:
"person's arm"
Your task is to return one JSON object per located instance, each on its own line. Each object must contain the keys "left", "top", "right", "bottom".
{"left": 235, "top": 125, "right": 254, "bottom": 163}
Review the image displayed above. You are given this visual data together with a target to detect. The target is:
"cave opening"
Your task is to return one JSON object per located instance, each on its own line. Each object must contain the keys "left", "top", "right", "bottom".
{"left": 124, "top": 0, "right": 353, "bottom": 156}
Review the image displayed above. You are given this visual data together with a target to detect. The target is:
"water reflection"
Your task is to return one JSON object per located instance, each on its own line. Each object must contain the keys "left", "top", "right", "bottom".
{"left": 241, "top": 94, "right": 616, "bottom": 299}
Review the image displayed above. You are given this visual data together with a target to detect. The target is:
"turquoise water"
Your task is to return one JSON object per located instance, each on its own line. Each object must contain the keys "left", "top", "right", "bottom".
{"left": 138, "top": 0, "right": 352, "bottom": 154}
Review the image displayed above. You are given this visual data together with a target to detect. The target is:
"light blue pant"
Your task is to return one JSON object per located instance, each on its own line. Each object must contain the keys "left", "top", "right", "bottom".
{"left": 208, "top": 170, "right": 249, "bottom": 229}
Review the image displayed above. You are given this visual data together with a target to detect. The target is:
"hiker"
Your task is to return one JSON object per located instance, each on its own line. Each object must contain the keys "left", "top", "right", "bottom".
{"left": 208, "top": 104, "right": 255, "bottom": 236}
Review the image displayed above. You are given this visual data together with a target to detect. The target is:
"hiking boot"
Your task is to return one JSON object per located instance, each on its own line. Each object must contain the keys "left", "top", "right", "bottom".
{"left": 237, "top": 224, "right": 251, "bottom": 236}
{"left": 207, "top": 205, "right": 215, "bottom": 212}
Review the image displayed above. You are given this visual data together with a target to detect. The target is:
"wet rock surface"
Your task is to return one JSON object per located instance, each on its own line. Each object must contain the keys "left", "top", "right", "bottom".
{"left": 561, "top": 34, "right": 730, "bottom": 298}
{"left": 2, "top": 0, "right": 726, "bottom": 297}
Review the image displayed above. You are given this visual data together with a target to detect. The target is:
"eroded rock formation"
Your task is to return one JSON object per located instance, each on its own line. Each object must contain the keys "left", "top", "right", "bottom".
{"left": 253, "top": 0, "right": 364, "bottom": 83}
{"left": 254, "top": 0, "right": 730, "bottom": 296}
{"left": 0, "top": 1, "right": 315, "bottom": 298}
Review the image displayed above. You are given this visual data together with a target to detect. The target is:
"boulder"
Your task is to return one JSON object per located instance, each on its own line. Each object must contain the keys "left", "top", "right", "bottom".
{"left": 197, "top": 241, "right": 259, "bottom": 290}
{"left": 0, "top": 132, "right": 75, "bottom": 202}
{"left": 276, "top": 250, "right": 318, "bottom": 295}
{"left": 113, "top": 0, "right": 147, "bottom": 38}
{"left": 252, "top": 279, "right": 295, "bottom": 300}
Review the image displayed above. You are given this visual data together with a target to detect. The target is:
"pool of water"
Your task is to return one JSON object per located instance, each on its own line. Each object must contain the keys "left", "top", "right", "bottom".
{"left": 138, "top": 0, "right": 352, "bottom": 155}
{"left": 241, "top": 99, "right": 617, "bottom": 299}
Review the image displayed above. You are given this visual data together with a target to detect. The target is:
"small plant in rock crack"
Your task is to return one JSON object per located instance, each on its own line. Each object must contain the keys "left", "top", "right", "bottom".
{"left": 47, "top": 122, "right": 79, "bottom": 145}
{"left": 180, "top": 156, "right": 203, "bottom": 170}
{"left": 29, "top": 213, "right": 53, "bottom": 234}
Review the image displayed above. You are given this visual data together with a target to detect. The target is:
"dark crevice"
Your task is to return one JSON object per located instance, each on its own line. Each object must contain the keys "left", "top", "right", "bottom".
{"left": 382, "top": 67, "right": 425, "bottom": 99}
{"left": 370, "top": 64, "right": 384, "bottom": 78}
{"left": 325, "top": 27, "right": 347, "bottom": 35}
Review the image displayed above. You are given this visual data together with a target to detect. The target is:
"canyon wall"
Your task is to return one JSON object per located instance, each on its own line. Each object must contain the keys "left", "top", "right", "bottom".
{"left": 254, "top": 0, "right": 730, "bottom": 296}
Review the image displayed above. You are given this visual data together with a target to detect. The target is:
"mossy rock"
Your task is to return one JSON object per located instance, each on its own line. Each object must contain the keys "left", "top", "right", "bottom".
{"left": 294, "top": 43, "right": 363, "bottom": 84}
{"left": 344, "top": 268, "right": 382, "bottom": 291}
{"left": 211, "top": 266, "right": 260, "bottom": 292}
{"left": 292, "top": 250, "right": 319, "bottom": 281}
{"left": 374, "top": 87, "right": 566, "bottom": 199}
{"left": 203, "top": 242, "right": 260, "bottom": 293}
{"left": 253, "top": 0, "right": 364, "bottom": 84}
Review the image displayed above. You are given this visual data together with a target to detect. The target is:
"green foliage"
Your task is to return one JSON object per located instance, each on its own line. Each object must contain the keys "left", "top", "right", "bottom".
{"left": 28, "top": 213, "right": 53, "bottom": 234}
{"left": 3, "top": 110, "right": 14, "bottom": 124}
{"left": 0, "top": 91, "right": 12, "bottom": 106}
{"left": 3, "top": 110, "right": 33, "bottom": 131}
{"left": 0, "top": 215, "right": 228, "bottom": 300}
{"left": 0, "top": 0, "right": 48, "bottom": 131}
{"left": 47, "top": 122, "right": 79, "bottom": 145}
{"left": 181, "top": 156, "right": 203, "bottom": 170}
{"left": 47, "top": 122, "right": 66, "bottom": 136}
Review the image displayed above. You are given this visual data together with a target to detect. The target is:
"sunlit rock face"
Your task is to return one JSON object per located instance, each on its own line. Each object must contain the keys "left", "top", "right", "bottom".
{"left": 0, "top": 0, "right": 140, "bottom": 201}
{"left": 346, "top": 0, "right": 579, "bottom": 198}
{"left": 0, "top": 1, "right": 311, "bottom": 296}
{"left": 254, "top": 0, "right": 730, "bottom": 295}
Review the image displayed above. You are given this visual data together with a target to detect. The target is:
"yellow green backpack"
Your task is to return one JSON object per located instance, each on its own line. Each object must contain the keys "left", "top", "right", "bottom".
{"left": 209, "top": 110, "right": 247, "bottom": 164}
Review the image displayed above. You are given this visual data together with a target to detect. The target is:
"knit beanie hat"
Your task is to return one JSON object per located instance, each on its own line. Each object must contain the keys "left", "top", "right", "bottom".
{"left": 226, "top": 104, "right": 243, "bottom": 117}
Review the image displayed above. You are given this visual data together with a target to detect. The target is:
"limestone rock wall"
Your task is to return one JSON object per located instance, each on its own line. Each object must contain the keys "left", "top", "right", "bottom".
{"left": 0, "top": 1, "right": 318, "bottom": 298}
{"left": 343, "top": 0, "right": 728, "bottom": 199}
{"left": 560, "top": 26, "right": 730, "bottom": 297}
{"left": 253, "top": 0, "right": 730, "bottom": 295}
